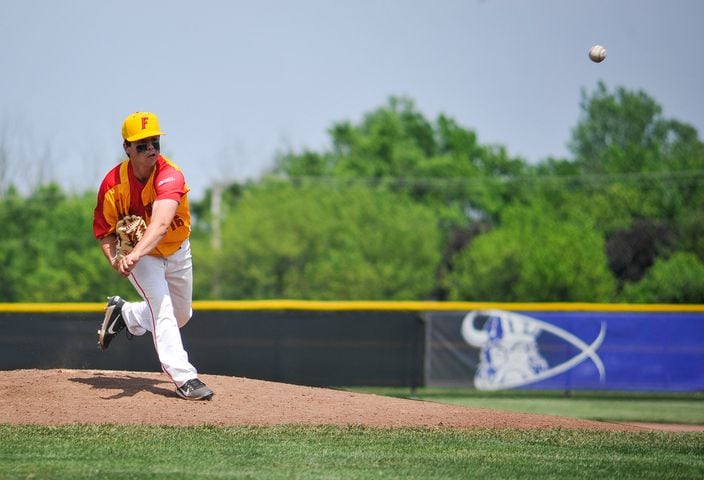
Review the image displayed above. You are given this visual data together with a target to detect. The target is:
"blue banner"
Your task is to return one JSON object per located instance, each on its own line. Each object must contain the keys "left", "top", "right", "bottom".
{"left": 427, "top": 310, "right": 704, "bottom": 392}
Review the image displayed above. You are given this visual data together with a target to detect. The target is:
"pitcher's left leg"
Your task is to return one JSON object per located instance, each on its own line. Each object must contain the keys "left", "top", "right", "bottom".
{"left": 166, "top": 240, "right": 193, "bottom": 328}
{"left": 129, "top": 255, "right": 197, "bottom": 385}
{"left": 165, "top": 240, "right": 213, "bottom": 400}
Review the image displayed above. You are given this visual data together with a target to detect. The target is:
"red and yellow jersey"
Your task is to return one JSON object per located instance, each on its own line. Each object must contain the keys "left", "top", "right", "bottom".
{"left": 93, "top": 155, "right": 191, "bottom": 257}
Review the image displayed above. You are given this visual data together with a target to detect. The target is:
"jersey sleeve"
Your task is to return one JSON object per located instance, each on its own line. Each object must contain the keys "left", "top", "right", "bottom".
{"left": 93, "top": 167, "right": 121, "bottom": 239}
{"left": 154, "top": 161, "right": 188, "bottom": 202}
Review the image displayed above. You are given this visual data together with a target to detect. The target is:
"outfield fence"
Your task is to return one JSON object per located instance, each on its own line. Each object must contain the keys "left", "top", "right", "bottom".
{"left": 1, "top": 301, "right": 702, "bottom": 391}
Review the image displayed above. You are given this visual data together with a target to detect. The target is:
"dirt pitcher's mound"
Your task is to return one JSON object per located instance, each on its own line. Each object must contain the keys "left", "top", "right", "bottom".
{"left": 0, "top": 369, "right": 645, "bottom": 431}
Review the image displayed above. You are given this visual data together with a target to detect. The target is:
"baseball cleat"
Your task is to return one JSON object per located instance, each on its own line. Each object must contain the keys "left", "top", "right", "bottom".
{"left": 97, "top": 296, "right": 127, "bottom": 351}
{"left": 176, "top": 378, "right": 214, "bottom": 400}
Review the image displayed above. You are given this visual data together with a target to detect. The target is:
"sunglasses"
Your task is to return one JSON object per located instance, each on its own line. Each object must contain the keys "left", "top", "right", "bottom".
{"left": 135, "top": 140, "right": 160, "bottom": 153}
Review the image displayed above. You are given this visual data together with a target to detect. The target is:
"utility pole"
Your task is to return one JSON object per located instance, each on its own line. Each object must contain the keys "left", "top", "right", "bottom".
{"left": 211, "top": 182, "right": 222, "bottom": 250}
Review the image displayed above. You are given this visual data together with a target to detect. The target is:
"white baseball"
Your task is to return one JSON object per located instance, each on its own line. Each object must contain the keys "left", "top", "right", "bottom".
{"left": 589, "top": 45, "right": 607, "bottom": 63}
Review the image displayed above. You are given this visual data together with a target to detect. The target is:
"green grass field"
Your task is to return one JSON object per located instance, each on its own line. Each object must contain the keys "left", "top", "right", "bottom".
{"left": 2, "top": 390, "right": 703, "bottom": 479}
{"left": 0, "top": 425, "right": 702, "bottom": 479}
{"left": 344, "top": 388, "right": 704, "bottom": 425}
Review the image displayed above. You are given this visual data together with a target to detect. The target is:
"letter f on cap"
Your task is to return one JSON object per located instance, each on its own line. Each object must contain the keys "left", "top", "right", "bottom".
{"left": 121, "top": 112, "right": 166, "bottom": 141}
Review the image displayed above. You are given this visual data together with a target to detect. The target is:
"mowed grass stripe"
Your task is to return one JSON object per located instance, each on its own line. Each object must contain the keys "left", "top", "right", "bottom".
{"left": 0, "top": 425, "right": 702, "bottom": 479}
{"left": 346, "top": 388, "right": 704, "bottom": 425}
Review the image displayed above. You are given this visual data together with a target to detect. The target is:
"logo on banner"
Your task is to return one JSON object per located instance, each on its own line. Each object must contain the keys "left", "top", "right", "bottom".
{"left": 460, "top": 310, "right": 606, "bottom": 390}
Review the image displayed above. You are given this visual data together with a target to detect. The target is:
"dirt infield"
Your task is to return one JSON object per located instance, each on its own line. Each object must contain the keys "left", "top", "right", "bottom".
{"left": 0, "top": 369, "right": 695, "bottom": 432}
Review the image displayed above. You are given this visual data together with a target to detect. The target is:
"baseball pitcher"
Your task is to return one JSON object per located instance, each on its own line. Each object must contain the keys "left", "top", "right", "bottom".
{"left": 92, "top": 111, "right": 213, "bottom": 400}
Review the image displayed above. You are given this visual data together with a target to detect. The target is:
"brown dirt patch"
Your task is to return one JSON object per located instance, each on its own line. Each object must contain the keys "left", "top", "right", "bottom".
{"left": 0, "top": 369, "right": 693, "bottom": 432}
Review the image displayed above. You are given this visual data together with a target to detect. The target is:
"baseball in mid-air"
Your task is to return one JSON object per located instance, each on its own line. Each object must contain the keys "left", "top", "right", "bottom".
{"left": 589, "top": 45, "right": 607, "bottom": 63}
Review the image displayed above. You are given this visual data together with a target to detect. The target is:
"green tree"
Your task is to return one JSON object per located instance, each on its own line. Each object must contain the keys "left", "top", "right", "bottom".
{"left": 0, "top": 186, "right": 30, "bottom": 301}
{"left": 3, "top": 86, "right": 702, "bottom": 303}
{"left": 561, "top": 82, "right": 704, "bottom": 297}
{"left": 568, "top": 81, "right": 704, "bottom": 226}
{"left": 272, "top": 96, "right": 532, "bottom": 300}
{"left": 0, "top": 184, "right": 133, "bottom": 302}
{"left": 446, "top": 201, "right": 615, "bottom": 302}
{"left": 572, "top": 81, "right": 692, "bottom": 174}
{"left": 195, "top": 180, "right": 442, "bottom": 300}
{"left": 275, "top": 96, "right": 527, "bottom": 220}
{"left": 621, "top": 252, "right": 704, "bottom": 303}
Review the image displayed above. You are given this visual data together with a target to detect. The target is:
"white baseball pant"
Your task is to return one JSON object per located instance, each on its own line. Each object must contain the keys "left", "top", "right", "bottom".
{"left": 119, "top": 239, "right": 198, "bottom": 386}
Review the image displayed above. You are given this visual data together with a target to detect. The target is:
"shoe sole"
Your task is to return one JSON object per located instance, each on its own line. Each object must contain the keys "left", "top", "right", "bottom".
{"left": 97, "top": 303, "right": 118, "bottom": 351}
{"left": 176, "top": 389, "right": 214, "bottom": 401}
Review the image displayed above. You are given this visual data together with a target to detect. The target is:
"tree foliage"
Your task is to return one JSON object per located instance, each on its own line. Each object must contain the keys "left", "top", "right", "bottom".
{"left": 569, "top": 81, "right": 704, "bottom": 228}
{"left": 275, "top": 96, "right": 525, "bottom": 221}
{"left": 2, "top": 84, "right": 703, "bottom": 303}
{"left": 0, "top": 184, "right": 132, "bottom": 302}
{"left": 194, "top": 180, "right": 441, "bottom": 300}
{"left": 446, "top": 201, "right": 615, "bottom": 302}
{"left": 621, "top": 252, "right": 704, "bottom": 303}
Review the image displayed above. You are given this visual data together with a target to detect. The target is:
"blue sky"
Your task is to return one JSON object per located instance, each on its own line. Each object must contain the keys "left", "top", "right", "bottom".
{"left": 2, "top": 0, "right": 703, "bottom": 199}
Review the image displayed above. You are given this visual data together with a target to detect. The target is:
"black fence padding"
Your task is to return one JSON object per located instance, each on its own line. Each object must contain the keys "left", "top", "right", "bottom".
{"left": 0, "top": 310, "right": 425, "bottom": 387}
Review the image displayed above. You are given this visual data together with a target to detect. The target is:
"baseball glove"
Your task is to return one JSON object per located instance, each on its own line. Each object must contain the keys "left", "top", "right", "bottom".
{"left": 113, "top": 214, "right": 147, "bottom": 264}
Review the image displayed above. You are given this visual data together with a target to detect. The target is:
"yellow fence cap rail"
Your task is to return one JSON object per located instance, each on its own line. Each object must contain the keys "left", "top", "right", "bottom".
{"left": 2, "top": 300, "right": 704, "bottom": 313}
